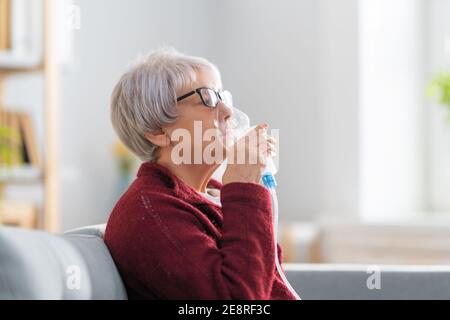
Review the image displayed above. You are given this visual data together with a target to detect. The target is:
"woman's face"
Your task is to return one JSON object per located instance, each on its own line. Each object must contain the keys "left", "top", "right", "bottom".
{"left": 166, "top": 67, "right": 232, "bottom": 165}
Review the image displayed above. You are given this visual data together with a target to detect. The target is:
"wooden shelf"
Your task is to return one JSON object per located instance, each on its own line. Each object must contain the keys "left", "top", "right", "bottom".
{"left": 0, "top": 63, "right": 44, "bottom": 75}
{"left": 0, "top": 64, "right": 44, "bottom": 75}
{"left": 0, "top": 165, "right": 43, "bottom": 184}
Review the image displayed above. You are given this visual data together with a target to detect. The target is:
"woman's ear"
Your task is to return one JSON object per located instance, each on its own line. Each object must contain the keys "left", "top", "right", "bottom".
{"left": 144, "top": 130, "right": 171, "bottom": 147}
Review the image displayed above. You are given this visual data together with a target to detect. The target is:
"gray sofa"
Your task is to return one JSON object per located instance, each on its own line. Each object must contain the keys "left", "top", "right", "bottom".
{"left": 1, "top": 225, "right": 450, "bottom": 300}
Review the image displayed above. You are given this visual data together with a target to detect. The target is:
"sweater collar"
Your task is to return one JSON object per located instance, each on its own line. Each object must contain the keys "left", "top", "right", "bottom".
{"left": 136, "top": 161, "right": 223, "bottom": 207}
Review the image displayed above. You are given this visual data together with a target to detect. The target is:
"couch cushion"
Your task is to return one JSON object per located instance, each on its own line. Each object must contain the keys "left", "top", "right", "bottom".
{"left": 0, "top": 227, "right": 127, "bottom": 300}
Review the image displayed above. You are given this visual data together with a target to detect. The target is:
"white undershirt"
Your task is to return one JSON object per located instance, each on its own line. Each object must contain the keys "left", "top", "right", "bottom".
{"left": 198, "top": 188, "right": 221, "bottom": 206}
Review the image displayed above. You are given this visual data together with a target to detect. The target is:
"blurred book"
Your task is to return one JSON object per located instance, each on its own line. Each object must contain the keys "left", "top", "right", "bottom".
{"left": 0, "top": 0, "right": 11, "bottom": 51}
{"left": 18, "top": 111, "right": 40, "bottom": 167}
{"left": 0, "top": 109, "right": 40, "bottom": 171}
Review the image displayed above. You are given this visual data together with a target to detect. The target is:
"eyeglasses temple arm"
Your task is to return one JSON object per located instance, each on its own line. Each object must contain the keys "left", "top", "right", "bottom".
{"left": 176, "top": 90, "right": 196, "bottom": 102}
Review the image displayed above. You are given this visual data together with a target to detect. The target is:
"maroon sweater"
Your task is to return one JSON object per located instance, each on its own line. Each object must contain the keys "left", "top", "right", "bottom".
{"left": 104, "top": 162, "right": 297, "bottom": 300}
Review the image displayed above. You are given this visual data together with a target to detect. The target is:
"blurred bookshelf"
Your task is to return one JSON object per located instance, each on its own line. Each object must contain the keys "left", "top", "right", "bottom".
{"left": 0, "top": 0, "right": 59, "bottom": 232}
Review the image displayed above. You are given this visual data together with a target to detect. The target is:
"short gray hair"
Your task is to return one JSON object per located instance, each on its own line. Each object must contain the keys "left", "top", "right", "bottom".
{"left": 111, "top": 47, "right": 221, "bottom": 162}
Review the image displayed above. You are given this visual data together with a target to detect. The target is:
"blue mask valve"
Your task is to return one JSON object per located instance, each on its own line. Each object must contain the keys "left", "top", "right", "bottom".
{"left": 262, "top": 172, "right": 277, "bottom": 189}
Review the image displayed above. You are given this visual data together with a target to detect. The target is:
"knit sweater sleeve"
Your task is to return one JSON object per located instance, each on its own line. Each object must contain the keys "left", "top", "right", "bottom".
{"left": 107, "top": 182, "right": 277, "bottom": 299}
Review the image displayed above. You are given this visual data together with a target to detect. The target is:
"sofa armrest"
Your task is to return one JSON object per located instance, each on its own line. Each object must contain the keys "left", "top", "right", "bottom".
{"left": 284, "top": 263, "right": 450, "bottom": 300}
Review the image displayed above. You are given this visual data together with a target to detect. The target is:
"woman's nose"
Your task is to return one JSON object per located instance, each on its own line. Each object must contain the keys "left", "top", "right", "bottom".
{"left": 217, "top": 101, "right": 233, "bottom": 122}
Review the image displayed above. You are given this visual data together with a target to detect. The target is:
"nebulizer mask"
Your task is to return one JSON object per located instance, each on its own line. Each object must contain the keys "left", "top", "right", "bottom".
{"left": 215, "top": 99, "right": 301, "bottom": 300}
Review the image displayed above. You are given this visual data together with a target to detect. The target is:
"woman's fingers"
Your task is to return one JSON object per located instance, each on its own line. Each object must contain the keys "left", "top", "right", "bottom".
{"left": 267, "top": 136, "right": 276, "bottom": 145}
{"left": 262, "top": 142, "right": 277, "bottom": 157}
{"left": 222, "top": 123, "right": 274, "bottom": 185}
{"left": 257, "top": 136, "right": 277, "bottom": 152}
{"left": 230, "top": 123, "right": 276, "bottom": 164}
{"left": 256, "top": 123, "right": 269, "bottom": 130}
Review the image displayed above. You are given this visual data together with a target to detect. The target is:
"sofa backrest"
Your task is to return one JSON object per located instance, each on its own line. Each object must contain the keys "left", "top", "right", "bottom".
{"left": 0, "top": 226, "right": 127, "bottom": 300}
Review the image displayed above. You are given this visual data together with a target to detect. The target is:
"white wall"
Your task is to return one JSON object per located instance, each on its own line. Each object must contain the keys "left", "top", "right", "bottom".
{"left": 359, "top": 0, "right": 426, "bottom": 221}
{"left": 426, "top": 0, "right": 450, "bottom": 213}
{"left": 317, "top": 0, "right": 360, "bottom": 219}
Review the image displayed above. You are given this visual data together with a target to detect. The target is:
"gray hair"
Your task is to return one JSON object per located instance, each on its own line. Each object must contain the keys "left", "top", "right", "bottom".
{"left": 111, "top": 47, "right": 221, "bottom": 162}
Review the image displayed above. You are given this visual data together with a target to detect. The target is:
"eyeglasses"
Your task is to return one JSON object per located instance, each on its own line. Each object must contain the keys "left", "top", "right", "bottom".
{"left": 176, "top": 87, "right": 233, "bottom": 108}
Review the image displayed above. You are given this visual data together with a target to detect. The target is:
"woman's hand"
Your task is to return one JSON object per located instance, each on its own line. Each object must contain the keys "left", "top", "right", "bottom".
{"left": 222, "top": 123, "right": 277, "bottom": 185}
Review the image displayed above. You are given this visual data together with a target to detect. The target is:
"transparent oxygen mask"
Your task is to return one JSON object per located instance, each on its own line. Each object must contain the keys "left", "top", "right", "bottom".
{"left": 216, "top": 104, "right": 278, "bottom": 182}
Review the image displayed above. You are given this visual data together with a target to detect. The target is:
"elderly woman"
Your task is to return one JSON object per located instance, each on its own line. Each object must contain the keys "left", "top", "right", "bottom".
{"left": 104, "top": 48, "right": 297, "bottom": 300}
